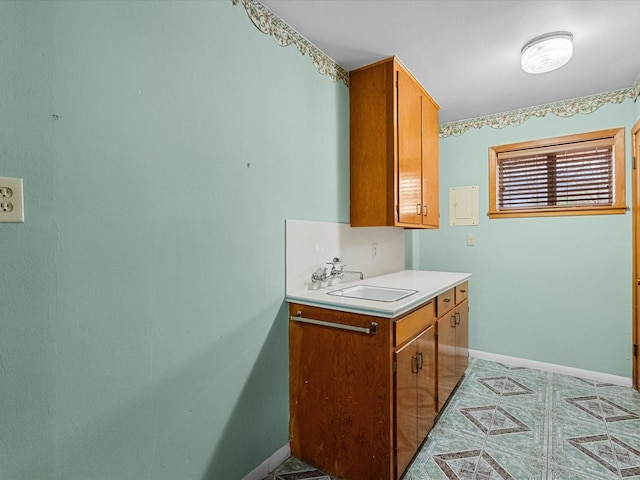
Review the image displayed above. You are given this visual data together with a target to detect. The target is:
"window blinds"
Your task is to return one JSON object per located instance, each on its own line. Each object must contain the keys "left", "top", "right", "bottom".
{"left": 497, "top": 140, "right": 614, "bottom": 210}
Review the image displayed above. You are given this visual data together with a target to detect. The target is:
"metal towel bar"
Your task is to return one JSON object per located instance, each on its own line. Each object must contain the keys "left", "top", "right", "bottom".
{"left": 290, "top": 311, "right": 378, "bottom": 335}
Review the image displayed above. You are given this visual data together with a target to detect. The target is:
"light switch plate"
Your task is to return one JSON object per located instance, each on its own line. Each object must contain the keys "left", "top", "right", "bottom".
{"left": 0, "top": 177, "right": 24, "bottom": 223}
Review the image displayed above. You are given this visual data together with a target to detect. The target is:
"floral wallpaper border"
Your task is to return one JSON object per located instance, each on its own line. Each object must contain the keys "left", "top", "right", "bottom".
{"left": 235, "top": 0, "right": 639, "bottom": 137}
{"left": 232, "top": 0, "right": 349, "bottom": 86}
{"left": 439, "top": 82, "right": 640, "bottom": 137}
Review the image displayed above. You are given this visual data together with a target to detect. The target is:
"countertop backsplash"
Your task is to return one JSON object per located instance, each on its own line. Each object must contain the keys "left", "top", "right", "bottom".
{"left": 285, "top": 219, "right": 405, "bottom": 294}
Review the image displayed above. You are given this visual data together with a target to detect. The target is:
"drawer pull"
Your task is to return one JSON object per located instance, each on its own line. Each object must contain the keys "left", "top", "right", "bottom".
{"left": 460, "top": 289, "right": 466, "bottom": 293}
{"left": 443, "top": 298, "right": 451, "bottom": 303}
{"left": 290, "top": 311, "right": 378, "bottom": 335}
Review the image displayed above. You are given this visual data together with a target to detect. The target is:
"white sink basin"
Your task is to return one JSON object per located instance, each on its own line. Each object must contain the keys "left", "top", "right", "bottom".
{"left": 327, "top": 285, "right": 417, "bottom": 302}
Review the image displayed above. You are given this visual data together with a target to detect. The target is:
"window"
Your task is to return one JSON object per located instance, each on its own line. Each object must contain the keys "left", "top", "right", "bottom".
{"left": 489, "top": 128, "right": 626, "bottom": 218}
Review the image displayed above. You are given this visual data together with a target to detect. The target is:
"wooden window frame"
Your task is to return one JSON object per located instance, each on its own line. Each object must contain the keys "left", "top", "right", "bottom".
{"left": 489, "top": 128, "right": 627, "bottom": 219}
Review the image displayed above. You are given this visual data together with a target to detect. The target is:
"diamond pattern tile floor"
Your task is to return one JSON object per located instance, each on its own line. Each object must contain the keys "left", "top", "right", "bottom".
{"left": 266, "top": 358, "right": 640, "bottom": 479}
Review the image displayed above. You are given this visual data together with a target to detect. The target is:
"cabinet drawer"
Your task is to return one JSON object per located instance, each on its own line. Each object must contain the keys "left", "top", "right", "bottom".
{"left": 455, "top": 282, "right": 469, "bottom": 304}
{"left": 436, "top": 288, "right": 455, "bottom": 317}
{"left": 394, "top": 301, "right": 434, "bottom": 347}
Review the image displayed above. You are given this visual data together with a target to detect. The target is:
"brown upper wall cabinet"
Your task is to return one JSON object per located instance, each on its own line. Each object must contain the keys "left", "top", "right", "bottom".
{"left": 349, "top": 57, "right": 440, "bottom": 229}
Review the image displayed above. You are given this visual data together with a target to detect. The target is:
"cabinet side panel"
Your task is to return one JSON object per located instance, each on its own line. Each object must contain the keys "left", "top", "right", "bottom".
{"left": 350, "top": 61, "right": 395, "bottom": 226}
{"left": 289, "top": 304, "right": 394, "bottom": 480}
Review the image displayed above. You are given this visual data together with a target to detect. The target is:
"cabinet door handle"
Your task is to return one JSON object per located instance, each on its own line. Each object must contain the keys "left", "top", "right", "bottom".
{"left": 455, "top": 312, "right": 461, "bottom": 326}
{"left": 423, "top": 204, "right": 428, "bottom": 216}
{"left": 416, "top": 203, "right": 421, "bottom": 215}
{"left": 417, "top": 352, "right": 424, "bottom": 371}
{"left": 450, "top": 315, "right": 456, "bottom": 327}
{"left": 412, "top": 355, "right": 419, "bottom": 374}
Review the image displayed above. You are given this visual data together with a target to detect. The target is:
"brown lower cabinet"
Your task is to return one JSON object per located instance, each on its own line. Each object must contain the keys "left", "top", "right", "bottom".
{"left": 289, "top": 303, "right": 396, "bottom": 480}
{"left": 395, "top": 324, "right": 436, "bottom": 477}
{"left": 437, "top": 284, "right": 469, "bottom": 411}
{"left": 289, "top": 283, "right": 468, "bottom": 480}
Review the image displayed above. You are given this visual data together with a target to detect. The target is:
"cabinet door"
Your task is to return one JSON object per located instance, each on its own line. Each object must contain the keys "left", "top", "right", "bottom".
{"left": 396, "top": 68, "right": 423, "bottom": 225}
{"left": 437, "top": 313, "right": 457, "bottom": 411}
{"left": 289, "top": 304, "right": 394, "bottom": 480}
{"left": 421, "top": 96, "right": 439, "bottom": 228}
{"left": 416, "top": 325, "right": 436, "bottom": 439}
{"left": 454, "top": 299, "right": 469, "bottom": 378}
{"left": 395, "top": 337, "right": 418, "bottom": 477}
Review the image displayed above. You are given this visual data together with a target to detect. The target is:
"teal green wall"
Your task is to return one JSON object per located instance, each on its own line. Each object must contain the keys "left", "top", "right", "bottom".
{"left": 0, "top": 1, "right": 348, "bottom": 479}
{"left": 413, "top": 102, "right": 637, "bottom": 378}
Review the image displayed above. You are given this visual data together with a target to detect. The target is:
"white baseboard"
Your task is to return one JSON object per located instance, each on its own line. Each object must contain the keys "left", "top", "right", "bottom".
{"left": 469, "top": 349, "right": 632, "bottom": 387}
{"left": 242, "top": 443, "right": 290, "bottom": 480}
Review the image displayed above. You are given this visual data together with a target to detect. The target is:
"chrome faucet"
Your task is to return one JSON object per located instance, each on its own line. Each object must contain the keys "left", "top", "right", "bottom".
{"left": 311, "top": 257, "right": 364, "bottom": 284}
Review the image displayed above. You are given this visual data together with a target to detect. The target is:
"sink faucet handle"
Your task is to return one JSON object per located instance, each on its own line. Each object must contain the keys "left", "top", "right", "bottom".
{"left": 311, "top": 267, "right": 327, "bottom": 284}
{"left": 326, "top": 257, "right": 342, "bottom": 267}
{"left": 331, "top": 258, "right": 344, "bottom": 274}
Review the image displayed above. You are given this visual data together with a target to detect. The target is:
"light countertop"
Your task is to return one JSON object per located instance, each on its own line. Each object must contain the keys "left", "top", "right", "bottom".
{"left": 285, "top": 269, "right": 471, "bottom": 318}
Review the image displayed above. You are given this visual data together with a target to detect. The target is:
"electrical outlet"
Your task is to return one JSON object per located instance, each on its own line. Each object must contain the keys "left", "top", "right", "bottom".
{"left": 372, "top": 242, "right": 378, "bottom": 258}
{"left": 0, "top": 177, "right": 24, "bottom": 223}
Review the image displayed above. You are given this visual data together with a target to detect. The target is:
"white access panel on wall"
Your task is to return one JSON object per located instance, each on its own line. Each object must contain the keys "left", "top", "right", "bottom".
{"left": 449, "top": 186, "right": 479, "bottom": 226}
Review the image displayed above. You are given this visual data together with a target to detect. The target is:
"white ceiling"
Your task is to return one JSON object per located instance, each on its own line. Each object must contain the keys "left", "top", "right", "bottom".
{"left": 259, "top": 0, "right": 640, "bottom": 123}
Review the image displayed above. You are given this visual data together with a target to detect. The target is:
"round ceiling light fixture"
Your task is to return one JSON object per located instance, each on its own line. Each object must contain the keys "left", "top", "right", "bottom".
{"left": 521, "top": 31, "right": 573, "bottom": 74}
